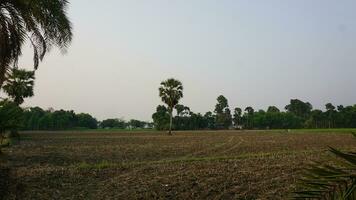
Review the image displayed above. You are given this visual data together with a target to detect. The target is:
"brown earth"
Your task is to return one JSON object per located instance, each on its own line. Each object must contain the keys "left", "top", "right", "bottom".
{"left": 1, "top": 130, "right": 355, "bottom": 199}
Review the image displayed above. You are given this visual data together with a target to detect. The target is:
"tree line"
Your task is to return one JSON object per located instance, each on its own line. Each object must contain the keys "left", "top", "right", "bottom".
{"left": 153, "top": 95, "right": 356, "bottom": 131}
{"left": 21, "top": 107, "right": 152, "bottom": 131}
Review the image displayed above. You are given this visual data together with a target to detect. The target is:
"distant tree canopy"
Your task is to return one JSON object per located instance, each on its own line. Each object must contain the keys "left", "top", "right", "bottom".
{"left": 20, "top": 107, "right": 152, "bottom": 131}
{"left": 100, "top": 118, "right": 125, "bottom": 129}
{"left": 22, "top": 107, "right": 98, "bottom": 130}
{"left": 214, "top": 95, "right": 232, "bottom": 129}
{"left": 9, "top": 98, "right": 356, "bottom": 132}
{"left": 77, "top": 113, "right": 98, "bottom": 129}
{"left": 128, "top": 119, "right": 148, "bottom": 129}
{"left": 152, "top": 105, "right": 170, "bottom": 131}
{"left": 285, "top": 99, "right": 312, "bottom": 119}
{"left": 152, "top": 97, "right": 356, "bottom": 131}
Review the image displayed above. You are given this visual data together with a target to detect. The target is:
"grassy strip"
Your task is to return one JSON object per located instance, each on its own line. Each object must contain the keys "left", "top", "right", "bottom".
{"left": 289, "top": 128, "right": 356, "bottom": 133}
{"left": 21, "top": 128, "right": 356, "bottom": 134}
{"left": 251, "top": 128, "right": 356, "bottom": 134}
{"left": 21, "top": 128, "right": 156, "bottom": 133}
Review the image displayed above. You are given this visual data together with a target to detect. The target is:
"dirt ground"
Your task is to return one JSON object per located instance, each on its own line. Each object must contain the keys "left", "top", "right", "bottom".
{"left": 1, "top": 130, "right": 355, "bottom": 199}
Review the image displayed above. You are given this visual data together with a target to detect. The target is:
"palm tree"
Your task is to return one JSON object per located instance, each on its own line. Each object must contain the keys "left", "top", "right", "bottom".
{"left": 294, "top": 145, "right": 356, "bottom": 199}
{"left": 0, "top": 0, "right": 72, "bottom": 88}
{"left": 245, "top": 106, "right": 254, "bottom": 129}
{"left": 233, "top": 107, "right": 242, "bottom": 128}
{"left": 3, "top": 68, "right": 35, "bottom": 105}
{"left": 325, "top": 103, "right": 336, "bottom": 129}
{"left": 159, "top": 78, "right": 183, "bottom": 135}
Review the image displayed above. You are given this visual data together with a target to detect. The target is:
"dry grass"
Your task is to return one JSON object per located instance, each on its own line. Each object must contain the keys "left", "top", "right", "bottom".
{"left": 1, "top": 130, "right": 356, "bottom": 199}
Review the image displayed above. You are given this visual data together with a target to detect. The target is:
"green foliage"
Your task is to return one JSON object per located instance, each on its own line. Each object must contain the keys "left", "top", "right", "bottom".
{"left": 100, "top": 119, "right": 126, "bottom": 129}
{"left": 233, "top": 107, "right": 242, "bottom": 128}
{"left": 250, "top": 112, "right": 303, "bottom": 129}
{"left": 152, "top": 97, "right": 356, "bottom": 131}
{"left": 267, "top": 106, "right": 280, "bottom": 113}
{"left": 159, "top": 79, "right": 184, "bottom": 111}
{"left": 214, "top": 95, "right": 232, "bottom": 129}
{"left": 152, "top": 104, "right": 215, "bottom": 131}
{"left": 21, "top": 107, "right": 98, "bottom": 130}
{"left": 204, "top": 111, "right": 216, "bottom": 129}
{"left": 0, "top": 0, "right": 72, "bottom": 87}
{"left": 174, "top": 112, "right": 207, "bottom": 130}
{"left": 158, "top": 78, "right": 184, "bottom": 134}
{"left": 21, "top": 111, "right": 151, "bottom": 131}
{"left": 152, "top": 105, "right": 170, "bottom": 130}
{"left": 215, "top": 95, "right": 229, "bottom": 114}
{"left": 0, "top": 100, "right": 23, "bottom": 151}
{"left": 3, "top": 68, "right": 35, "bottom": 105}
{"left": 285, "top": 99, "right": 313, "bottom": 119}
{"left": 128, "top": 119, "right": 148, "bottom": 129}
{"left": 175, "top": 104, "right": 190, "bottom": 116}
{"left": 0, "top": 100, "right": 23, "bottom": 132}
{"left": 294, "top": 147, "right": 356, "bottom": 199}
{"left": 243, "top": 106, "right": 255, "bottom": 129}
{"left": 76, "top": 113, "right": 98, "bottom": 129}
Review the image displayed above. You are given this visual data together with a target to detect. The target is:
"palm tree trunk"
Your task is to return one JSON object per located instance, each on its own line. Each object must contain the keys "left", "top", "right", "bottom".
{"left": 0, "top": 67, "right": 6, "bottom": 90}
{"left": 0, "top": 132, "right": 4, "bottom": 154}
{"left": 169, "top": 109, "right": 173, "bottom": 135}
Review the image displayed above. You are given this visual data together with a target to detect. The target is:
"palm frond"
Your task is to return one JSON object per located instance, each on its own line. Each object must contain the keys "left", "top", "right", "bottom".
{"left": 158, "top": 78, "right": 184, "bottom": 109}
{"left": 0, "top": 0, "right": 72, "bottom": 87}
{"left": 294, "top": 146, "right": 356, "bottom": 200}
{"left": 3, "top": 68, "right": 35, "bottom": 105}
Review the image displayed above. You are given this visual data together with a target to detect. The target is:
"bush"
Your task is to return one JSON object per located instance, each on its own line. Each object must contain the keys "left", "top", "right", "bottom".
{"left": 0, "top": 100, "right": 23, "bottom": 153}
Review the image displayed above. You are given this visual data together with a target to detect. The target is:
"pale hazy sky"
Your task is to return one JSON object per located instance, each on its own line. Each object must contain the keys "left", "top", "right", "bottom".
{"left": 18, "top": 0, "right": 356, "bottom": 121}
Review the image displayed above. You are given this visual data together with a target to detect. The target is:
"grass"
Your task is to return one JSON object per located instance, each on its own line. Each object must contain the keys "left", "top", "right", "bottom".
{"left": 26, "top": 128, "right": 356, "bottom": 134}
{"left": 1, "top": 130, "right": 356, "bottom": 199}
{"left": 23, "top": 128, "right": 155, "bottom": 133}
{"left": 285, "top": 128, "right": 356, "bottom": 133}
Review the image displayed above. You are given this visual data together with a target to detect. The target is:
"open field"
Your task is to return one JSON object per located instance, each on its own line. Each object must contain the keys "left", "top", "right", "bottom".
{"left": 1, "top": 130, "right": 356, "bottom": 199}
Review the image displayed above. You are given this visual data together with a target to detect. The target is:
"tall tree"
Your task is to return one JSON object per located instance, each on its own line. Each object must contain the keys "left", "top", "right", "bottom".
{"left": 233, "top": 107, "right": 242, "bottom": 128}
{"left": 204, "top": 111, "right": 216, "bottom": 129}
{"left": 267, "top": 106, "right": 280, "bottom": 113}
{"left": 3, "top": 68, "right": 35, "bottom": 105}
{"left": 244, "top": 106, "right": 254, "bottom": 129}
{"left": 158, "top": 78, "right": 183, "bottom": 135}
{"left": 309, "top": 109, "right": 324, "bottom": 128}
{"left": 325, "top": 103, "right": 336, "bottom": 128}
{"left": 77, "top": 113, "right": 98, "bottom": 129}
{"left": 175, "top": 104, "right": 190, "bottom": 117}
{"left": 0, "top": 0, "right": 72, "bottom": 88}
{"left": 152, "top": 105, "right": 170, "bottom": 130}
{"left": 175, "top": 104, "right": 185, "bottom": 116}
{"left": 214, "top": 95, "right": 232, "bottom": 129}
{"left": 285, "top": 99, "right": 312, "bottom": 119}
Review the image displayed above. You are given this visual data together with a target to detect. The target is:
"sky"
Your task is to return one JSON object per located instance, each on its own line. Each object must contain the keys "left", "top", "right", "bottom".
{"left": 17, "top": 0, "right": 356, "bottom": 121}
